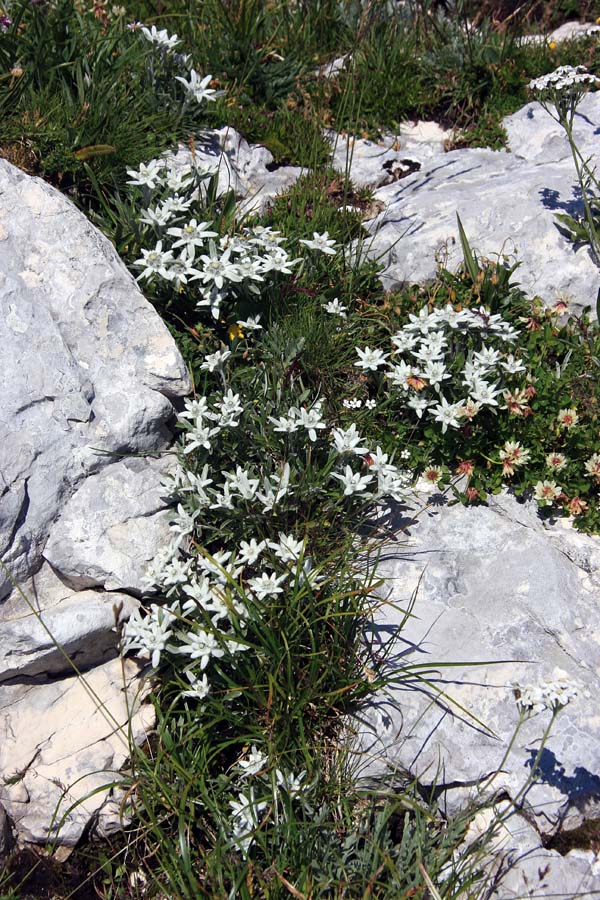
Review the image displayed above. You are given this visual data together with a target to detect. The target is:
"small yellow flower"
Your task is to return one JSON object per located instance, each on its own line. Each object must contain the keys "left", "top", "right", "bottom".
{"left": 228, "top": 322, "right": 244, "bottom": 342}
{"left": 549, "top": 41, "right": 556, "bottom": 50}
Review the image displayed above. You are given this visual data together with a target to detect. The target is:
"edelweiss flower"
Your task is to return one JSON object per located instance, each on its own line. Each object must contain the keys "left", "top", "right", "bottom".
{"left": 331, "top": 465, "right": 374, "bottom": 496}
{"left": 196, "top": 243, "right": 242, "bottom": 290}
{"left": 176, "top": 70, "right": 220, "bottom": 103}
{"left": 200, "top": 348, "right": 231, "bottom": 373}
{"left": 134, "top": 241, "right": 174, "bottom": 281}
{"left": 238, "top": 746, "right": 268, "bottom": 777}
{"left": 429, "top": 396, "right": 465, "bottom": 433}
{"left": 167, "top": 219, "right": 219, "bottom": 250}
{"left": 355, "top": 347, "right": 389, "bottom": 371}
{"left": 267, "top": 533, "right": 305, "bottom": 563}
{"left": 299, "top": 231, "right": 337, "bottom": 255}
{"left": 126, "top": 158, "right": 166, "bottom": 188}
{"left": 247, "top": 571, "right": 287, "bottom": 600}
{"left": 140, "top": 25, "right": 180, "bottom": 50}
{"left": 331, "top": 424, "right": 369, "bottom": 456}
{"left": 322, "top": 297, "right": 347, "bottom": 317}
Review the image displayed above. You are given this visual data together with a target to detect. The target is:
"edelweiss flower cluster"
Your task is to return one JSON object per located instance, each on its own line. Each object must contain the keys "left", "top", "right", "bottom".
{"left": 528, "top": 65, "right": 599, "bottom": 95}
{"left": 135, "top": 23, "right": 222, "bottom": 104}
{"left": 122, "top": 352, "right": 409, "bottom": 690}
{"left": 364, "top": 303, "right": 525, "bottom": 434}
{"left": 227, "top": 747, "right": 311, "bottom": 855}
{"left": 128, "top": 155, "right": 301, "bottom": 321}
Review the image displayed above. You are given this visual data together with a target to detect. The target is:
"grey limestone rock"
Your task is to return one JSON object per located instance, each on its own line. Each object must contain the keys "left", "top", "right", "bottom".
{"left": 0, "top": 159, "right": 184, "bottom": 846}
{"left": 0, "top": 159, "right": 190, "bottom": 600}
{"left": 354, "top": 488, "right": 600, "bottom": 836}
{"left": 0, "top": 656, "right": 153, "bottom": 845}
{"left": 0, "top": 562, "right": 138, "bottom": 683}
{"left": 43, "top": 455, "right": 174, "bottom": 595}
{"left": 168, "top": 127, "right": 304, "bottom": 215}
{"left": 329, "top": 121, "right": 451, "bottom": 190}
{"left": 493, "top": 845, "right": 600, "bottom": 899}
{"left": 449, "top": 802, "right": 600, "bottom": 898}
{"left": 519, "top": 21, "right": 598, "bottom": 46}
{"left": 361, "top": 94, "right": 600, "bottom": 314}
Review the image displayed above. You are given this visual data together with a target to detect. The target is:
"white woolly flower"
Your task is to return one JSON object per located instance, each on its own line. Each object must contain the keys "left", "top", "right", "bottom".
{"left": 387, "top": 361, "right": 414, "bottom": 391}
{"left": 174, "top": 628, "right": 226, "bottom": 669}
{"left": 247, "top": 571, "right": 287, "bottom": 600}
{"left": 229, "top": 788, "right": 267, "bottom": 855}
{"left": 331, "top": 465, "right": 374, "bottom": 496}
{"left": 267, "top": 533, "right": 304, "bottom": 563}
{"left": 140, "top": 24, "right": 180, "bottom": 50}
{"left": 391, "top": 330, "right": 419, "bottom": 352}
{"left": 200, "top": 348, "right": 232, "bottom": 373}
{"left": 134, "top": 241, "right": 174, "bottom": 281}
{"left": 331, "top": 424, "right": 369, "bottom": 456}
{"left": 167, "top": 219, "right": 219, "bottom": 250}
{"left": 237, "top": 315, "right": 263, "bottom": 333}
{"left": 420, "top": 360, "right": 450, "bottom": 386}
{"left": 237, "top": 538, "right": 267, "bottom": 567}
{"left": 290, "top": 402, "right": 327, "bottom": 442}
{"left": 196, "top": 243, "right": 242, "bottom": 290}
{"left": 126, "top": 158, "right": 166, "bottom": 188}
{"left": 238, "top": 746, "right": 269, "bottom": 777}
{"left": 355, "top": 347, "right": 389, "bottom": 371}
{"left": 322, "top": 297, "right": 347, "bottom": 317}
{"left": 429, "top": 396, "right": 465, "bottom": 433}
{"left": 407, "top": 395, "right": 430, "bottom": 418}
{"left": 175, "top": 70, "right": 220, "bottom": 103}
{"left": 181, "top": 669, "right": 210, "bottom": 700}
{"left": 299, "top": 231, "right": 337, "bottom": 255}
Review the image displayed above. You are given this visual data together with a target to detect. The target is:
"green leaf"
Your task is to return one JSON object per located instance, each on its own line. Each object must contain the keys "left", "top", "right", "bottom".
{"left": 456, "top": 213, "right": 480, "bottom": 284}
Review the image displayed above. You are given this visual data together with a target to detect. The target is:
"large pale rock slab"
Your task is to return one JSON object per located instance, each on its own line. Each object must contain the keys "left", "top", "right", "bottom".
{"left": 329, "top": 121, "right": 451, "bottom": 190}
{"left": 505, "top": 92, "right": 600, "bottom": 165}
{"left": 362, "top": 95, "right": 600, "bottom": 313}
{"left": 0, "top": 657, "right": 152, "bottom": 845}
{"left": 43, "top": 456, "right": 173, "bottom": 595}
{"left": 354, "top": 490, "right": 600, "bottom": 835}
{"left": 494, "top": 845, "right": 600, "bottom": 899}
{"left": 0, "top": 159, "right": 190, "bottom": 599}
{"left": 520, "top": 21, "right": 598, "bottom": 45}
{"left": 450, "top": 802, "right": 600, "bottom": 898}
{"left": 0, "top": 563, "right": 138, "bottom": 682}
{"left": 169, "top": 127, "right": 303, "bottom": 215}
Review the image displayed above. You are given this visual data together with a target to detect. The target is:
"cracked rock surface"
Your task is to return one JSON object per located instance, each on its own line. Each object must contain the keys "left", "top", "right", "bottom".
{"left": 43, "top": 456, "right": 174, "bottom": 595}
{"left": 0, "top": 657, "right": 152, "bottom": 845}
{"left": 354, "top": 488, "right": 600, "bottom": 894}
{"left": 168, "top": 126, "right": 304, "bottom": 215}
{"left": 360, "top": 93, "right": 600, "bottom": 314}
{"left": 0, "top": 160, "right": 189, "bottom": 847}
{"left": 0, "top": 158, "right": 190, "bottom": 599}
